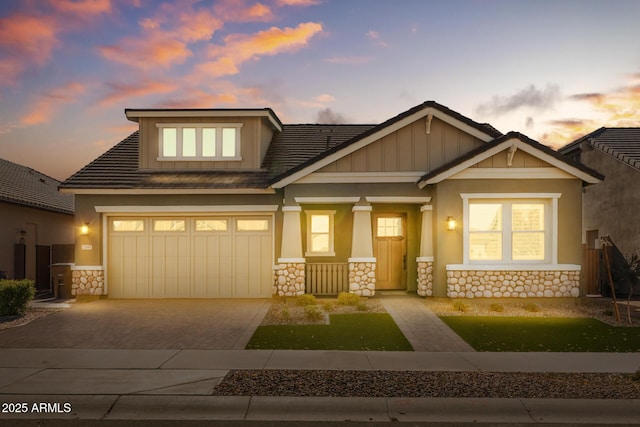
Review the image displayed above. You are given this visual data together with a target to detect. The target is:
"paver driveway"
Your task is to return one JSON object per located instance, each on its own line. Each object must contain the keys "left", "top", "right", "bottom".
{"left": 0, "top": 299, "right": 271, "bottom": 349}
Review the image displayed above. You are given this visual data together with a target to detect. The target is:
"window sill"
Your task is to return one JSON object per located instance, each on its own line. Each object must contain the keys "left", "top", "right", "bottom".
{"left": 446, "top": 264, "right": 581, "bottom": 271}
{"left": 157, "top": 157, "right": 243, "bottom": 162}
{"left": 305, "top": 252, "right": 336, "bottom": 257}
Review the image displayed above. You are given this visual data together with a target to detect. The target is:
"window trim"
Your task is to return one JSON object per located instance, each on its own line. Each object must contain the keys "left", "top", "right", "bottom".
{"left": 305, "top": 210, "right": 336, "bottom": 257}
{"left": 461, "top": 193, "right": 560, "bottom": 265}
{"left": 156, "top": 123, "right": 243, "bottom": 161}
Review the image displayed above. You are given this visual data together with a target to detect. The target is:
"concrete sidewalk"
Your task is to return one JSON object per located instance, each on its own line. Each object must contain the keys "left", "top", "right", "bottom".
{"left": 1, "top": 349, "right": 639, "bottom": 423}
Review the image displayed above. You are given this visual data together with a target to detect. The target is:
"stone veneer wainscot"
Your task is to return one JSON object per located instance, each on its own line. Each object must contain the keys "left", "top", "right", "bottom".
{"left": 71, "top": 266, "right": 104, "bottom": 296}
{"left": 273, "top": 262, "right": 305, "bottom": 296}
{"left": 446, "top": 267, "right": 580, "bottom": 298}
{"left": 417, "top": 259, "right": 434, "bottom": 297}
{"left": 348, "top": 261, "right": 376, "bottom": 296}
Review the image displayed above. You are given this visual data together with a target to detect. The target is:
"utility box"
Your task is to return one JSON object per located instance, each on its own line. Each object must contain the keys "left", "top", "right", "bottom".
{"left": 50, "top": 263, "right": 73, "bottom": 299}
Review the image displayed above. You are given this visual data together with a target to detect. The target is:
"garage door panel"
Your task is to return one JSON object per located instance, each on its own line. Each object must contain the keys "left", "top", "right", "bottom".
{"left": 108, "top": 215, "right": 272, "bottom": 298}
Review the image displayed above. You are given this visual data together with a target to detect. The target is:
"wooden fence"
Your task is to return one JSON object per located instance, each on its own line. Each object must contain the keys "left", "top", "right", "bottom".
{"left": 305, "top": 263, "right": 349, "bottom": 296}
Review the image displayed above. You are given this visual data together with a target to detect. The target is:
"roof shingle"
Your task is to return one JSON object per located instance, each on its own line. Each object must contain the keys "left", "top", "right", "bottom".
{"left": 0, "top": 158, "right": 74, "bottom": 214}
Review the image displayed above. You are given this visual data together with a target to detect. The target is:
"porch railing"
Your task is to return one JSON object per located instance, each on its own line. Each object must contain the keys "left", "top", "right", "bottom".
{"left": 305, "top": 263, "right": 349, "bottom": 296}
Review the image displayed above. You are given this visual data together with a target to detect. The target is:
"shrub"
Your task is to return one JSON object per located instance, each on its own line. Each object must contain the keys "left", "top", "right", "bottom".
{"left": 280, "top": 305, "right": 291, "bottom": 321}
{"left": 296, "top": 294, "right": 317, "bottom": 307}
{"left": 337, "top": 292, "right": 360, "bottom": 306}
{"left": 631, "top": 368, "right": 640, "bottom": 382}
{"left": 603, "top": 309, "right": 614, "bottom": 317}
{"left": 524, "top": 303, "right": 540, "bottom": 313}
{"left": 452, "top": 300, "right": 469, "bottom": 312}
{"left": 0, "top": 279, "right": 35, "bottom": 316}
{"left": 304, "top": 305, "right": 323, "bottom": 321}
{"left": 356, "top": 302, "right": 368, "bottom": 311}
{"left": 322, "top": 301, "right": 335, "bottom": 312}
{"left": 489, "top": 303, "right": 505, "bottom": 313}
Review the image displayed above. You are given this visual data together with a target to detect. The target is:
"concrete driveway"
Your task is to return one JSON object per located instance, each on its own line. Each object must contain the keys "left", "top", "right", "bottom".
{"left": 0, "top": 299, "right": 271, "bottom": 349}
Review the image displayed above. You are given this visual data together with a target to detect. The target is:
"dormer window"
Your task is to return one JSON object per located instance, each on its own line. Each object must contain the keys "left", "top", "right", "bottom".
{"left": 157, "top": 123, "right": 242, "bottom": 161}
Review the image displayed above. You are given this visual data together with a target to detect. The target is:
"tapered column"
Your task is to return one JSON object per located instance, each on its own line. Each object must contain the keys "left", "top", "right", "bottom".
{"left": 274, "top": 205, "right": 305, "bottom": 296}
{"left": 417, "top": 204, "right": 434, "bottom": 297}
{"left": 348, "top": 205, "right": 376, "bottom": 296}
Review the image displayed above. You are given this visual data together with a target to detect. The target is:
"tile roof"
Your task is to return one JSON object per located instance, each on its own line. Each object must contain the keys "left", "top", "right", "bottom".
{"left": 60, "top": 132, "right": 272, "bottom": 189}
{"left": 262, "top": 124, "right": 377, "bottom": 178}
{"left": 268, "top": 101, "right": 503, "bottom": 185}
{"left": 0, "top": 157, "right": 74, "bottom": 214}
{"left": 61, "top": 101, "right": 505, "bottom": 191}
{"left": 559, "top": 127, "right": 640, "bottom": 171}
{"left": 418, "top": 131, "right": 604, "bottom": 185}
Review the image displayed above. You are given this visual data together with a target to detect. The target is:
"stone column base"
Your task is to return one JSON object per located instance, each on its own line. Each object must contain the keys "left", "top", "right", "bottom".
{"left": 273, "top": 261, "right": 305, "bottom": 296}
{"left": 70, "top": 266, "right": 104, "bottom": 296}
{"left": 348, "top": 259, "right": 376, "bottom": 296}
{"left": 417, "top": 259, "right": 434, "bottom": 297}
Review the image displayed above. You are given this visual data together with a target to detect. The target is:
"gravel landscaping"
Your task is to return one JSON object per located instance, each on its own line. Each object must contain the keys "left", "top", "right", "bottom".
{"left": 213, "top": 370, "right": 640, "bottom": 399}
{"left": 0, "top": 308, "right": 62, "bottom": 330}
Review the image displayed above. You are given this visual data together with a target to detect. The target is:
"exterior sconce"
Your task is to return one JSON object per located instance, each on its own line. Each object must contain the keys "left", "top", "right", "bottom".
{"left": 446, "top": 216, "right": 456, "bottom": 231}
{"left": 80, "top": 223, "right": 90, "bottom": 236}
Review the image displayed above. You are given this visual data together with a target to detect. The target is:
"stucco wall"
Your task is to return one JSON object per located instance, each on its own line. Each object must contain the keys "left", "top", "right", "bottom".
{"left": 0, "top": 202, "right": 74, "bottom": 279}
{"left": 72, "top": 192, "right": 283, "bottom": 267}
{"left": 581, "top": 147, "right": 640, "bottom": 255}
{"left": 432, "top": 178, "right": 584, "bottom": 297}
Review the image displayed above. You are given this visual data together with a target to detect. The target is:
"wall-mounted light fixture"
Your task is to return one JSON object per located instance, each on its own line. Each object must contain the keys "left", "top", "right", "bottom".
{"left": 80, "top": 223, "right": 90, "bottom": 236}
{"left": 446, "top": 216, "right": 456, "bottom": 231}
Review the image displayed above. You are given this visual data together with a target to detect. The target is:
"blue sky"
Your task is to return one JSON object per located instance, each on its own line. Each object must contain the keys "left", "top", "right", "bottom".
{"left": 1, "top": 0, "right": 639, "bottom": 180}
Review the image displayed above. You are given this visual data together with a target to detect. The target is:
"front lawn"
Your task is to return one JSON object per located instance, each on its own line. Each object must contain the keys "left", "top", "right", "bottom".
{"left": 247, "top": 313, "right": 413, "bottom": 351}
{"left": 440, "top": 316, "right": 640, "bottom": 352}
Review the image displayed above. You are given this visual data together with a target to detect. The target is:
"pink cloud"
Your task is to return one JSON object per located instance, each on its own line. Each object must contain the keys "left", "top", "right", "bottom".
{"left": 214, "top": 0, "right": 274, "bottom": 22}
{"left": 276, "top": 0, "right": 322, "bottom": 5}
{"left": 21, "top": 82, "right": 86, "bottom": 125}
{"left": 48, "top": 0, "right": 112, "bottom": 15}
{"left": 156, "top": 90, "right": 238, "bottom": 109}
{"left": 98, "top": 80, "right": 179, "bottom": 107}
{"left": 193, "top": 22, "right": 322, "bottom": 80}
{"left": 0, "top": 13, "right": 59, "bottom": 64}
{"left": 100, "top": 37, "right": 192, "bottom": 69}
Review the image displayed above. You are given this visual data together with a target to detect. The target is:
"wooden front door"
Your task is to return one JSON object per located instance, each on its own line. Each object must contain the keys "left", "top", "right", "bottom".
{"left": 374, "top": 213, "right": 407, "bottom": 290}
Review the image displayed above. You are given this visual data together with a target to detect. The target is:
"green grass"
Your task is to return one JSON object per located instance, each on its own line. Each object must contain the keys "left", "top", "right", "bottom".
{"left": 247, "top": 313, "right": 413, "bottom": 351}
{"left": 440, "top": 316, "right": 640, "bottom": 352}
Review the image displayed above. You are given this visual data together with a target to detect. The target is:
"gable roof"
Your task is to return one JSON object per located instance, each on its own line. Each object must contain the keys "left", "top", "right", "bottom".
{"left": 269, "top": 101, "right": 503, "bottom": 187}
{"left": 0, "top": 157, "right": 74, "bottom": 214}
{"left": 559, "top": 127, "right": 640, "bottom": 171}
{"left": 262, "top": 124, "right": 377, "bottom": 178}
{"left": 60, "top": 132, "right": 274, "bottom": 192}
{"left": 418, "top": 131, "right": 604, "bottom": 187}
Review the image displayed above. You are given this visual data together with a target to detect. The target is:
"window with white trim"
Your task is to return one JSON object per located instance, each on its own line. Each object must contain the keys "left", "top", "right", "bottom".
{"left": 465, "top": 198, "right": 554, "bottom": 264}
{"left": 305, "top": 210, "right": 335, "bottom": 256}
{"left": 157, "top": 123, "right": 242, "bottom": 160}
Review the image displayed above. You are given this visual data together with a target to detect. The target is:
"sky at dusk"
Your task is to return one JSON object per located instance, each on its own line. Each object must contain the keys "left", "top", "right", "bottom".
{"left": 1, "top": 0, "right": 639, "bottom": 181}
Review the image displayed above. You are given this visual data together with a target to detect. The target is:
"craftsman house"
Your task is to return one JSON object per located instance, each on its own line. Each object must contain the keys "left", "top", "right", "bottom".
{"left": 60, "top": 101, "right": 603, "bottom": 299}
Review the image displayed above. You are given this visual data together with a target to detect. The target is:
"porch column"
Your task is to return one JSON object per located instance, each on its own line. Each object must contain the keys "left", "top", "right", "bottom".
{"left": 274, "top": 205, "right": 305, "bottom": 296}
{"left": 348, "top": 205, "right": 376, "bottom": 296}
{"left": 417, "top": 204, "right": 434, "bottom": 297}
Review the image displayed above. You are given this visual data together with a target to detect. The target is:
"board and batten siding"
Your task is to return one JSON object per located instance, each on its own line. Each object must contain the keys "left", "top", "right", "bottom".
{"left": 473, "top": 150, "right": 550, "bottom": 168}
{"left": 318, "top": 117, "right": 485, "bottom": 173}
{"left": 138, "top": 116, "right": 275, "bottom": 171}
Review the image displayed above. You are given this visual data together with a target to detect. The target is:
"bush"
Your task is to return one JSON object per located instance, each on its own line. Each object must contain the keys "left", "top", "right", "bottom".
{"left": 280, "top": 305, "right": 291, "bottom": 321}
{"left": 296, "top": 294, "right": 317, "bottom": 306}
{"left": 304, "top": 305, "right": 323, "bottom": 321}
{"left": 631, "top": 368, "right": 640, "bottom": 382}
{"left": 524, "top": 303, "right": 540, "bottom": 313}
{"left": 356, "top": 302, "right": 368, "bottom": 311}
{"left": 322, "top": 301, "right": 335, "bottom": 312}
{"left": 489, "top": 303, "right": 505, "bottom": 313}
{"left": 0, "top": 279, "right": 35, "bottom": 316}
{"left": 452, "top": 300, "right": 469, "bottom": 312}
{"left": 337, "top": 292, "right": 360, "bottom": 306}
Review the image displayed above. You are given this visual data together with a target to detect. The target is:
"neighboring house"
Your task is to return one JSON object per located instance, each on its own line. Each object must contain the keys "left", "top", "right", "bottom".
{"left": 559, "top": 128, "right": 640, "bottom": 256}
{"left": 559, "top": 128, "right": 640, "bottom": 296}
{"left": 0, "top": 158, "right": 75, "bottom": 291}
{"left": 59, "top": 101, "right": 602, "bottom": 299}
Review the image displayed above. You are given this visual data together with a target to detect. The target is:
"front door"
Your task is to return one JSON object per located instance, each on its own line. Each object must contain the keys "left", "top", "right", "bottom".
{"left": 374, "top": 213, "right": 407, "bottom": 290}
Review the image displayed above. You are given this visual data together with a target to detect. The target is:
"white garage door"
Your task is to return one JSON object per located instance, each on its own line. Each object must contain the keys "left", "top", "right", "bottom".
{"left": 107, "top": 216, "right": 273, "bottom": 298}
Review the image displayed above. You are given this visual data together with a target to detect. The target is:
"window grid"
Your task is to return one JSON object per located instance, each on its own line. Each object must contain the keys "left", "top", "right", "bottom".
{"left": 157, "top": 124, "right": 241, "bottom": 160}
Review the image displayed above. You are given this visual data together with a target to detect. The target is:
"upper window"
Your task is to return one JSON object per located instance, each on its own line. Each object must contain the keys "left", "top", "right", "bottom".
{"left": 157, "top": 124, "right": 242, "bottom": 161}
{"left": 305, "top": 211, "right": 336, "bottom": 256}
{"left": 465, "top": 198, "right": 553, "bottom": 264}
